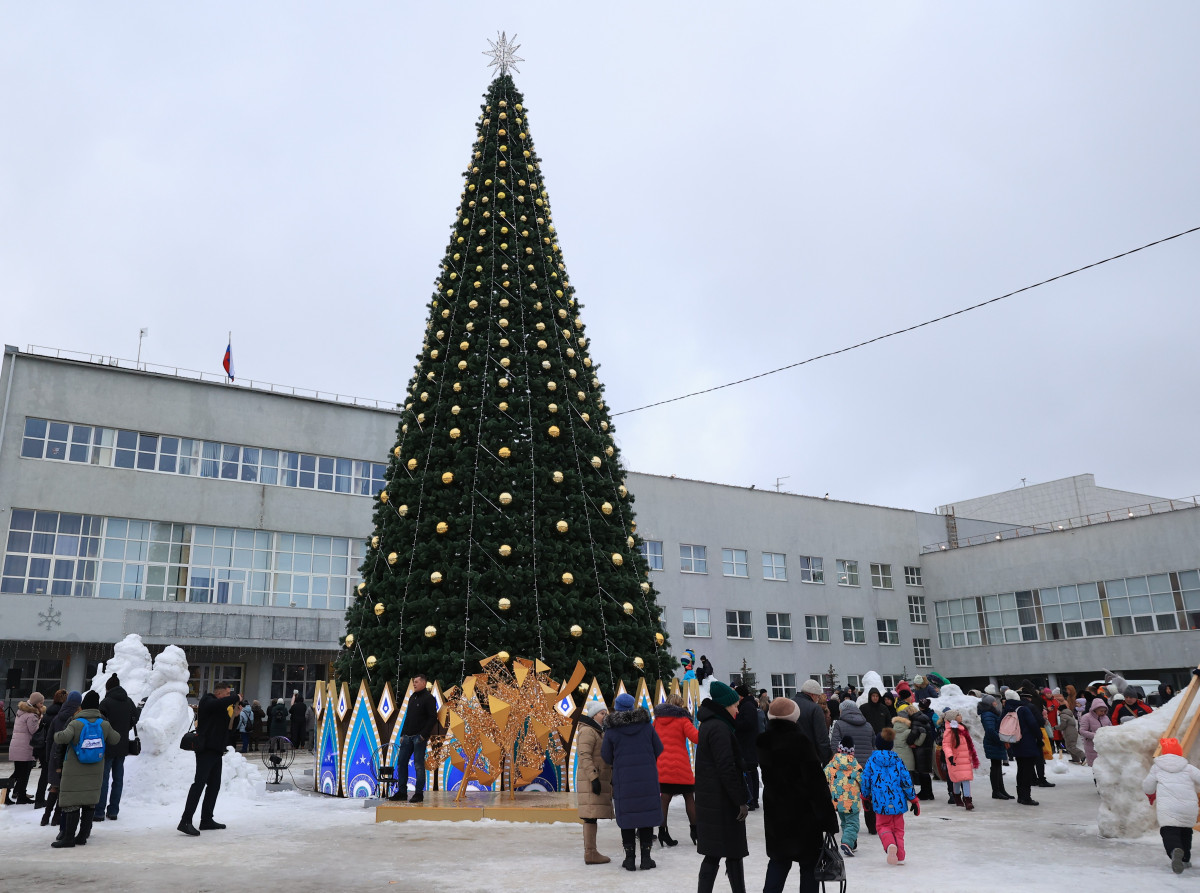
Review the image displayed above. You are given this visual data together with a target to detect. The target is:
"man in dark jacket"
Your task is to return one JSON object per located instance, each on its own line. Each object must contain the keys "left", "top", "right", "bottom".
{"left": 1003, "top": 690, "right": 1043, "bottom": 806}
{"left": 696, "top": 655, "right": 715, "bottom": 683}
{"left": 695, "top": 681, "right": 749, "bottom": 893}
{"left": 791, "top": 680, "right": 833, "bottom": 766}
{"left": 734, "top": 686, "right": 761, "bottom": 809}
{"left": 178, "top": 680, "right": 240, "bottom": 836}
{"left": 860, "top": 689, "right": 892, "bottom": 735}
{"left": 289, "top": 693, "right": 308, "bottom": 751}
{"left": 388, "top": 674, "right": 440, "bottom": 803}
{"left": 96, "top": 674, "right": 139, "bottom": 822}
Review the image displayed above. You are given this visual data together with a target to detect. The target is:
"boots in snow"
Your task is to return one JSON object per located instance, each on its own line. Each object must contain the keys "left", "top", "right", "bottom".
{"left": 963, "top": 796, "right": 974, "bottom": 811}
{"left": 52, "top": 811, "right": 79, "bottom": 848}
{"left": 582, "top": 823, "right": 609, "bottom": 865}
{"left": 690, "top": 822, "right": 698, "bottom": 845}
{"left": 621, "top": 844, "right": 637, "bottom": 872}
{"left": 657, "top": 824, "right": 677, "bottom": 847}
{"left": 75, "top": 811, "right": 94, "bottom": 845}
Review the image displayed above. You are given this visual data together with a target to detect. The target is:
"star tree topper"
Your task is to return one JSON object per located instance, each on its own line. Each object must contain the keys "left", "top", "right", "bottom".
{"left": 484, "top": 31, "right": 524, "bottom": 77}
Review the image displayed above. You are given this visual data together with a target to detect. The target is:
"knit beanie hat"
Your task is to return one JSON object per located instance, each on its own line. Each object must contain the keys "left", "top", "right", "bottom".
{"left": 838, "top": 736, "right": 855, "bottom": 754}
{"left": 82, "top": 690, "right": 100, "bottom": 710}
{"left": 914, "top": 675, "right": 926, "bottom": 686}
{"left": 1161, "top": 738, "right": 1183, "bottom": 757}
{"left": 1004, "top": 689, "right": 1020, "bottom": 701}
{"left": 106, "top": 674, "right": 121, "bottom": 691}
{"left": 800, "top": 679, "right": 823, "bottom": 696}
{"left": 28, "top": 691, "right": 45, "bottom": 708}
{"left": 984, "top": 684, "right": 998, "bottom": 695}
{"left": 875, "top": 728, "right": 895, "bottom": 750}
{"left": 710, "top": 681, "right": 739, "bottom": 708}
{"left": 64, "top": 691, "right": 82, "bottom": 711}
{"left": 614, "top": 692, "right": 636, "bottom": 711}
{"left": 584, "top": 699, "right": 608, "bottom": 718}
{"left": 768, "top": 698, "right": 800, "bottom": 723}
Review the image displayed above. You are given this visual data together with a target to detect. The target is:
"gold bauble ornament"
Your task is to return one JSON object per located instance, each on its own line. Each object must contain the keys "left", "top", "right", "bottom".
{"left": 497, "top": 651, "right": 510, "bottom": 662}
{"left": 547, "top": 381, "right": 557, "bottom": 391}
{"left": 601, "top": 502, "right": 613, "bottom": 515}
{"left": 424, "top": 625, "right": 437, "bottom": 638}
{"left": 407, "top": 458, "right": 418, "bottom": 471}
{"left": 450, "top": 428, "right": 461, "bottom": 439}
{"left": 605, "top": 446, "right": 614, "bottom": 457}
{"left": 366, "top": 655, "right": 377, "bottom": 669}
{"left": 436, "top": 521, "right": 448, "bottom": 534}
{"left": 626, "top": 536, "right": 635, "bottom": 548}
{"left": 498, "top": 378, "right": 509, "bottom": 388}
{"left": 499, "top": 447, "right": 512, "bottom": 459}
{"left": 633, "top": 657, "right": 644, "bottom": 669}
{"left": 590, "top": 456, "right": 602, "bottom": 468}
{"left": 499, "top": 597, "right": 511, "bottom": 611}
{"left": 548, "top": 403, "right": 558, "bottom": 413}
{"left": 398, "top": 504, "right": 408, "bottom": 517}
{"left": 613, "top": 553, "right": 625, "bottom": 567}
{"left": 457, "top": 361, "right": 467, "bottom": 370}
{"left": 357, "top": 581, "right": 367, "bottom": 594}
{"left": 459, "top": 341, "right": 469, "bottom": 351}
{"left": 442, "top": 472, "right": 454, "bottom": 484}
{"left": 499, "top": 492, "right": 513, "bottom": 505}
{"left": 556, "top": 520, "right": 568, "bottom": 533}
{"left": 618, "top": 485, "right": 627, "bottom": 497}
{"left": 374, "top": 602, "right": 385, "bottom": 616}
{"left": 420, "top": 392, "right": 429, "bottom": 402}
{"left": 393, "top": 446, "right": 401, "bottom": 458}
{"left": 380, "top": 490, "right": 389, "bottom": 503}
{"left": 370, "top": 536, "right": 379, "bottom": 548}
{"left": 416, "top": 413, "right": 425, "bottom": 423}
{"left": 499, "top": 318, "right": 509, "bottom": 328}
{"left": 622, "top": 601, "right": 634, "bottom": 614}
{"left": 387, "top": 552, "right": 398, "bottom": 565}
{"left": 601, "top": 421, "right": 609, "bottom": 431}
{"left": 570, "top": 624, "right": 582, "bottom": 637}
{"left": 498, "top": 401, "right": 509, "bottom": 411}
{"left": 581, "top": 413, "right": 590, "bottom": 423}
{"left": 640, "top": 582, "right": 651, "bottom": 594}
{"left": 451, "top": 405, "right": 461, "bottom": 415}
{"left": 655, "top": 632, "right": 665, "bottom": 646}
{"left": 453, "top": 382, "right": 462, "bottom": 392}
{"left": 562, "top": 572, "right": 575, "bottom": 585}
{"left": 499, "top": 544, "right": 512, "bottom": 557}
{"left": 548, "top": 425, "right": 560, "bottom": 437}
{"left": 430, "top": 571, "right": 443, "bottom": 584}
{"left": 469, "top": 299, "right": 479, "bottom": 309}
{"left": 578, "top": 682, "right": 589, "bottom": 693}
{"left": 537, "top": 339, "right": 547, "bottom": 349}
{"left": 500, "top": 357, "right": 510, "bottom": 368}
{"left": 552, "top": 471, "right": 564, "bottom": 483}
{"left": 345, "top": 634, "right": 355, "bottom": 647}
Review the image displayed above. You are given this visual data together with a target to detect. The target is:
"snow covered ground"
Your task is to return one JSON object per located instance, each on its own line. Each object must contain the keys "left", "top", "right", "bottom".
{"left": 1, "top": 757, "right": 1193, "bottom": 892}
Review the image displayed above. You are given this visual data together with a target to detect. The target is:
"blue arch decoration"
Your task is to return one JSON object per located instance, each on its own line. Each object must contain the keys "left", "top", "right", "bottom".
{"left": 342, "top": 682, "right": 382, "bottom": 799}
{"left": 317, "top": 692, "right": 341, "bottom": 795}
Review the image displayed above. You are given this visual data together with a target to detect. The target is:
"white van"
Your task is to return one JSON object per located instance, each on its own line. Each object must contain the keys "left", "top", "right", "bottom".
{"left": 1087, "top": 679, "right": 1163, "bottom": 707}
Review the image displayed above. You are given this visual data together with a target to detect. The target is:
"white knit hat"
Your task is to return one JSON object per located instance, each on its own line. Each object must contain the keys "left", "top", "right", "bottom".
{"left": 800, "top": 679, "right": 823, "bottom": 695}
{"left": 984, "top": 684, "right": 998, "bottom": 695}
{"left": 1004, "top": 690, "right": 1020, "bottom": 701}
{"left": 584, "top": 700, "right": 608, "bottom": 717}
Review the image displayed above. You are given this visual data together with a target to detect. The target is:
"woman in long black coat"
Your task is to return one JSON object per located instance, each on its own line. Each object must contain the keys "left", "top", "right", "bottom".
{"left": 757, "top": 698, "right": 840, "bottom": 893}
{"left": 289, "top": 693, "right": 308, "bottom": 751}
{"left": 601, "top": 693, "right": 663, "bottom": 871}
{"left": 695, "top": 682, "right": 750, "bottom": 893}
{"left": 907, "top": 703, "right": 936, "bottom": 800}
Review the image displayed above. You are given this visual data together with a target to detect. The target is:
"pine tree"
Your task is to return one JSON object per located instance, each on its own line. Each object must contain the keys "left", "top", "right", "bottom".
{"left": 335, "top": 71, "right": 672, "bottom": 700}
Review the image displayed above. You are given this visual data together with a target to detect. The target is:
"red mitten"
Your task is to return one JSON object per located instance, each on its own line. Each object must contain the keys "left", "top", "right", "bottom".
{"left": 1147, "top": 793, "right": 1156, "bottom": 805}
{"left": 910, "top": 799, "right": 921, "bottom": 816}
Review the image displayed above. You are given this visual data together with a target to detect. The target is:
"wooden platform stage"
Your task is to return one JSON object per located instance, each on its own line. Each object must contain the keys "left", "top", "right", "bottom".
{"left": 375, "top": 790, "right": 581, "bottom": 825}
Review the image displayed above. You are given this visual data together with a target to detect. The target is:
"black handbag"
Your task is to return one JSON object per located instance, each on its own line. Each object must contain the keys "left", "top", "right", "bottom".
{"left": 127, "top": 722, "right": 142, "bottom": 757}
{"left": 179, "top": 725, "right": 199, "bottom": 752}
{"left": 814, "top": 832, "right": 846, "bottom": 890}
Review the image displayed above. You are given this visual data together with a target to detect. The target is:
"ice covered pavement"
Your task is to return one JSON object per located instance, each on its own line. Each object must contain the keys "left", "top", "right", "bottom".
{"left": 0, "top": 761, "right": 1193, "bottom": 892}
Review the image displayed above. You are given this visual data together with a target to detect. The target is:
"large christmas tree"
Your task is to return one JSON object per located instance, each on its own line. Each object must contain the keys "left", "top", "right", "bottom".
{"left": 336, "top": 40, "right": 672, "bottom": 699}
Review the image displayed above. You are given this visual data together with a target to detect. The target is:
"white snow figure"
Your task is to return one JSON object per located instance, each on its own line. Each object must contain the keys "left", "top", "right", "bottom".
{"left": 927, "top": 685, "right": 985, "bottom": 745}
{"left": 86, "top": 636, "right": 265, "bottom": 806}
{"left": 1094, "top": 693, "right": 1199, "bottom": 838}
{"left": 855, "top": 671, "right": 886, "bottom": 704}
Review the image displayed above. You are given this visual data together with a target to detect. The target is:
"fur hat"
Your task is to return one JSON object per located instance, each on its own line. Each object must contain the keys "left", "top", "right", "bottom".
{"left": 710, "top": 681, "right": 740, "bottom": 708}
{"left": 106, "top": 674, "right": 121, "bottom": 691}
{"left": 1004, "top": 689, "right": 1020, "bottom": 701}
{"left": 875, "top": 728, "right": 895, "bottom": 750}
{"left": 584, "top": 699, "right": 608, "bottom": 718}
{"left": 81, "top": 690, "right": 100, "bottom": 710}
{"left": 768, "top": 698, "right": 800, "bottom": 723}
{"left": 614, "top": 693, "right": 636, "bottom": 711}
{"left": 800, "top": 679, "right": 823, "bottom": 696}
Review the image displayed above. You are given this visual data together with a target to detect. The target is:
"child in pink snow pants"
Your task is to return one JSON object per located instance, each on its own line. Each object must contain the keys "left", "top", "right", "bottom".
{"left": 859, "top": 728, "right": 919, "bottom": 865}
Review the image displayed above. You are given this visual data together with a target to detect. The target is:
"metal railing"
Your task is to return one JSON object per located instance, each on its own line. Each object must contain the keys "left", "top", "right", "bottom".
{"left": 922, "top": 495, "right": 1200, "bottom": 553}
{"left": 26, "top": 345, "right": 400, "bottom": 412}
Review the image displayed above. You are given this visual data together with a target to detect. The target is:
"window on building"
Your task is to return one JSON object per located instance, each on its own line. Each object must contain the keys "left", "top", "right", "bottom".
{"left": 842, "top": 616, "right": 866, "bottom": 644}
{"left": 908, "top": 595, "right": 927, "bottom": 624}
{"left": 877, "top": 618, "right": 899, "bottom": 645}
{"left": 5, "top": 658, "right": 65, "bottom": 699}
{"left": 271, "top": 662, "right": 328, "bottom": 701}
{"left": 766, "top": 612, "right": 792, "bottom": 641}
{"left": 1104, "top": 574, "right": 1181, "bottom": 635}
{"left": 870, "top": 563, "right": 893, "bottom": 589}
{"left": 638, "top": 540, "right": 664, "bottom": 571}
{"left": 726, "top": 610, "right": 752, "bottom": 639}
{"left": 904, "top": 566, "right": 923, "bottom": 586}
{"left": 722, "top": 548, "right": 748, "bottom": 578}
{"left": 805, "top": 614, "right": 830, "bottom": 643}
{"left": 846, "top": 674, "right": 862, "bottom": 690}
{"left": 880, "top": 675, "right": 899, "bottom": 689}
{"left": 680, "top": 544, "right": 708, "bottom": 574}
{"left": 762, "top": 552, "right": 787, "bottom": 581}
{"left": 682, "top": 607, "right": 711, "bottom": 637}
{"left": 799, "top": 556, "right": 824, "bottom": 584}
{"left": 187, "top": 663, "right": 245, "bottom": 700}
{"left": 1180, "top": 570, "right": 1200, "bottom": 631}
{"left": 771, "top": 673, "right": 797, "bottom": 700}
{"left": 836, "top": 559, "right": 859, "bottom": 587}
{"left": 913, "top": 638, "right": 932, "bottom": 667}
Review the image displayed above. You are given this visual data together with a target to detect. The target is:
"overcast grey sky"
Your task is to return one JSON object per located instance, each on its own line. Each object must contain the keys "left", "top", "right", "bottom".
{"left": 3, "top": 4, "right": 1198, "bottom": 512}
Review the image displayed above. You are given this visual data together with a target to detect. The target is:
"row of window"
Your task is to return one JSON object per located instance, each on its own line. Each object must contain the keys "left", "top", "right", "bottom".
{"left": 2, "top": 509, "right": 365, "bottom": 611}
{"left": 763, "top": 655, "right": 930, "bottom": 701}
{"left": 20, "top": 417, "right": 387, "bottom": 498}
{"left": 934, "top": 569, "right": 1200, "bottom": 648}
{"left": 679, "top": 606, "right": 927, "bottom": 646}
{"left": 640, "top": 541, "right": 921, "bottom": 588}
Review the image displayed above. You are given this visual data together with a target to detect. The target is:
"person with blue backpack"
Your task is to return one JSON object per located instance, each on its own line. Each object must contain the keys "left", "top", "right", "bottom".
{"left": 51, "top": 689, "right": 118, "bottom": 848}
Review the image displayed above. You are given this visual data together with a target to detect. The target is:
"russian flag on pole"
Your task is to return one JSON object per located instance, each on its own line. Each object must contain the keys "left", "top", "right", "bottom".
{"left": 222, "top": 338, "right": 235, "bottom": 382}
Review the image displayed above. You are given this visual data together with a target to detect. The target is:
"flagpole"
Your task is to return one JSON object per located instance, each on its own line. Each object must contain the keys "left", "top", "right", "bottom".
{"left": 227, "top": 331, "right": 232, "bottom": 385}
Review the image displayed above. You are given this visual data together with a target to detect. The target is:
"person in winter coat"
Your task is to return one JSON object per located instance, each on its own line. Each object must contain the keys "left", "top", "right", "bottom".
{"left": 1003, "top": 690, "right": 1044, "bottom": 805}
{"left": 860, "top": 689, "right": 892, "bottom": 735}
{"left": 42, "top": 690, "right": 81, "bottom": 828}
{"left": 1111, "top": 689, "right": 1154, "bottom": 724}
{"left": 289, "top": 692, "right": 308, "bottom": 751}
{"left": 757, "top": 696, "right": 839, "bottom": 893}
{"left": 34, "top": 690, "right": 67, "bottom": 809}
{"left": 601, "top": 692, "right": 664, "bottom": 872}
{"left": 892, "top": 713, "right": 915, "bottom": 773}
{"left": 791, "top": 680, "right": 833, "bottom": 765}
{"left": 912, "top": 675, "right": 940, "bottom": 701}
{"left": 908, "top": 703, "right": 936, "bottom": 801}
{"left": 734, "top": 686, "right": 761, "bottom": 810}
{"left": 695, "top": 682, "right": 750, "bottom": 893}
{"left": 6, "top": 692, "right": 44, "bottom": 804}
{"left": 575, "top": 701, "right": 613, "bottom": 865}
{"left": 1158, "top": 683, "right": 1176, "bottom": 705}
{"left": 1019, "top": 684, "right": 1054, "bottom": 788}
{"left": 830, "top": 699, "right": 877, "bottom": 834}
{"left": 654, "top": 693, "right": 699, "bottom": 847}
{"left": 1142, "top": 737, "right": 1200, "bottom": 874}
{"left": 268, "top": 698, "right": 290, "bottom": 742}
{"left": 178, "top": 680, "right": 241, "bottom": 836}
{"left": 389, "top": 674, "right": 439, "bottom": 803}
{"left": 1056, "top": 705, "right": 1086, "bottom": 764}
{"left": 1079, "top": 699, "right": 1111, "bottom": 768}
{"left": 977, "top": 695, "right": 1012, "bottom": 799}
{"left": 941, "top": 710, "right": 980, "bottom": 809}
{"left": 95, "top": 675, "right": 139, "bottom": 822}
{"left": 860, "top": 728, "right": 918, "bottom": 866}
{"left": 51, "top": 690, "right": 119, "bottom": 848}
{"left": 250, "top": 699, "right": 266, "bottom": 750}
{"left": 824, "top": 737, "right": 863, "bottom": 858}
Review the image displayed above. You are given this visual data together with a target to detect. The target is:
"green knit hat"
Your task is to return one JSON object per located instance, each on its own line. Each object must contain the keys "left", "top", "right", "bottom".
{"left": 710, "top": 681, "right": 739, "bottom": 708}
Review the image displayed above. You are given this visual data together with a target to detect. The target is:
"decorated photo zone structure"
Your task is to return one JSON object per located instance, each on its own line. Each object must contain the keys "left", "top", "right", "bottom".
{"left": 313, "top": 661, "right": 701, "bottom": 824}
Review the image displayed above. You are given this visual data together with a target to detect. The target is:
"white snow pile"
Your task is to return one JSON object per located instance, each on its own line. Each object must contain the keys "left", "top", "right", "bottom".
{"left": 855, "top": 671, "right": 887, "bottom": 704}
{"left": 89, "top": 634, "right": 265, "bottom": 805}
{"left": 927, "top": 684, "right": 985, "bottom": 745}
{"left": 1094, "top": 691, "right": 1200, "bottom": 838}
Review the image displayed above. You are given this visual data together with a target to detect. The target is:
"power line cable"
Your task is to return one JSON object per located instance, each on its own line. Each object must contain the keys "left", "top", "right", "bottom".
{"left": 613, "top": 225, "right": 1200, "bottom": 417}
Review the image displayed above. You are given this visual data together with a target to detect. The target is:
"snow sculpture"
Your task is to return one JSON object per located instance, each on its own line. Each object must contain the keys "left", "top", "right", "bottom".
{"left": 927, "top": 684, "right": 985, "bottom": 745}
